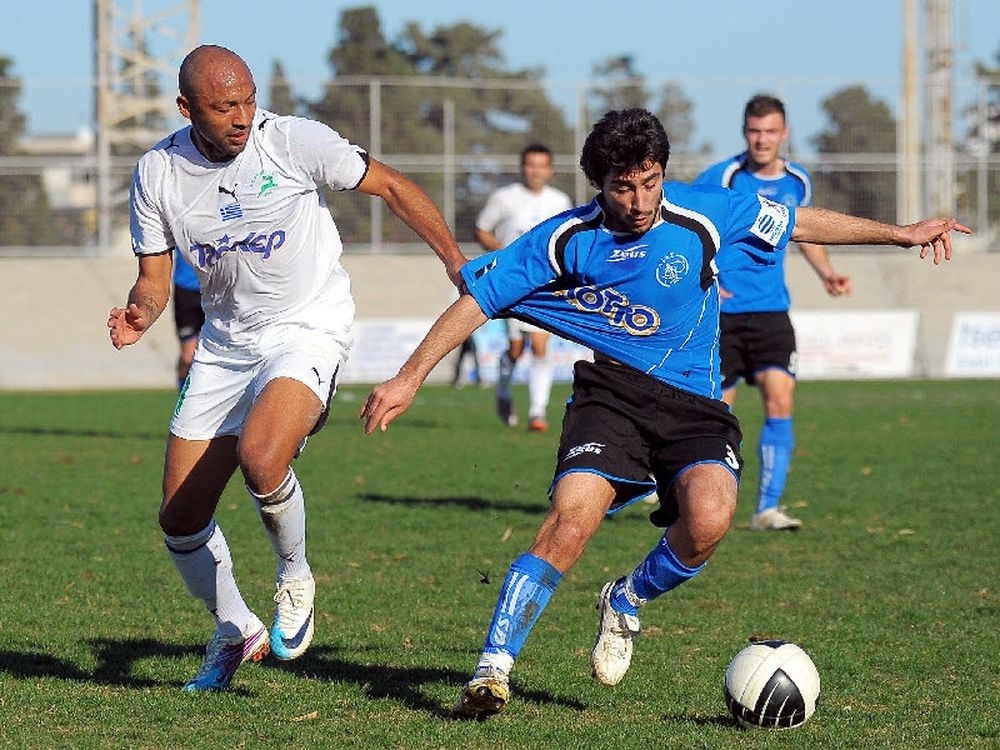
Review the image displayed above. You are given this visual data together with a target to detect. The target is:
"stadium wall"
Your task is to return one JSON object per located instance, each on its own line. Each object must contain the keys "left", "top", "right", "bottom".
{"left": 0, "top": 245, "right": 997, "bottom": 391}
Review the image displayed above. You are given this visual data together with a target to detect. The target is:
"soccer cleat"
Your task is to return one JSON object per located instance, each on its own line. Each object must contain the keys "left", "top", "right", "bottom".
{"left": 591, "top": 580, "right": 641, "bottom": 687}
{"left": 452, "top": 665, "right": 511, "bottom": 720}
{"left": 749, "top": 506, "right": 802, "bottom": 531}
{"left": 270, "top": 574, "right": 316, "bottom": 660}
{"left": 496, "top": 396, "right": 519, "bottom": 428}
{"left": 527, "top": 417, "right": 549, "bottom": 432}
{"left": 183, "top": 619, "right": 269, "bottom": 692}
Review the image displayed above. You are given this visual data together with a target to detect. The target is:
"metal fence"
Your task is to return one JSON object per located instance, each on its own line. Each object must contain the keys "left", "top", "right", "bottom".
{"left": 3, "top": 74, "right": 999, "bottom": 256}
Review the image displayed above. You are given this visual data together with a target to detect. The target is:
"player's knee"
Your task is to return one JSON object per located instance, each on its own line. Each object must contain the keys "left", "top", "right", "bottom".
{"left": 158, "top": 502, "right": 203, "bottom": 537}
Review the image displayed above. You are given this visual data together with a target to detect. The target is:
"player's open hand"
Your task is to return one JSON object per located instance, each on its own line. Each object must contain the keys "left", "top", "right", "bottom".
{"left": 360, "top": 377, "right": 419, "bottom": 434}
{"left": 900, "top": 218, "right": 972, "bottom": 264}
{"left": 107, "top": 303, "right": 150, "bottom": 349}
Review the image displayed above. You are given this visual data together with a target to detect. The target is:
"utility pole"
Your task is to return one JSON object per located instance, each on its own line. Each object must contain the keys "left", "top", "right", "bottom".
{"left": 898, "top": 0, "right": 922, "bottom": 224}
{"left": 924, "top": 0, "right": 955, "bottom": 217}
{"left": 93, "top": 0, "right": 199, "bottom": 254}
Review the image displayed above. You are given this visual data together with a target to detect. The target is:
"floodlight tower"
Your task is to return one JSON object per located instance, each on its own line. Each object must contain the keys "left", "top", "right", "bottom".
{"left": 924, "top": 0, "right": 955, "bottom": 217}
{"left": 94, "top": 0, "right": 200, "bottom": 254}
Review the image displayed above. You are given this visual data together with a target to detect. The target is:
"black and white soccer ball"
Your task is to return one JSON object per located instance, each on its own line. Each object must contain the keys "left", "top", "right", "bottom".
{"left": 724, "top": 640, "right": 820, "bottom": 729}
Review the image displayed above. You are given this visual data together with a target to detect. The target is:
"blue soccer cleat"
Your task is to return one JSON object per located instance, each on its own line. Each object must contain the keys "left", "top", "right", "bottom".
{"left": 183, "top": 619, "right": 269, "bottom": 692}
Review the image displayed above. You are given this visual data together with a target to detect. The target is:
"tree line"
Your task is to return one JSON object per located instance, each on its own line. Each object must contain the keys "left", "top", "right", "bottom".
{"left": 2, "top": 6, "right": 997, "bottom": 247}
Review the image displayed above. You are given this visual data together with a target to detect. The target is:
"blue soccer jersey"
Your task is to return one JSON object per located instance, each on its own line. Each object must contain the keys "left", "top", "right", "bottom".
{"left": 461, "top": 181, "right": 794, "bottom": 399}
{"left": 694, "top": 153, "right": 812, "bottom": 313}
{"left": 173, "top": 248, "right": 201, "bottom": 292}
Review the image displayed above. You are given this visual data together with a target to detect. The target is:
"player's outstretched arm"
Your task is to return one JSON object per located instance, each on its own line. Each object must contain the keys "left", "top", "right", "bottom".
{"left": 357, "top": 158, "right": 468, "bottom": 288}
{"left": 361, "top": 295, "right": 488, "bottom": 434}
{"left": 792, "top": 207, "right": 972, "bottom": 264}
{"left": 107, "top": 253, "right": 172, "bottom": 349}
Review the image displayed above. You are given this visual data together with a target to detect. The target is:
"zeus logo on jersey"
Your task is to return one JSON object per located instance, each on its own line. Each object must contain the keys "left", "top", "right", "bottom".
{"left": 555, "top": 286, "right": 660, "bottom": 337}
{"left": 192, "top": 229, "right": 287, "bottom": 267}
{"left": 751, "top": 195, "right": 790, "bottom": 245}
{"left": 607, "top": 244, "right": 648, "bottom": 262}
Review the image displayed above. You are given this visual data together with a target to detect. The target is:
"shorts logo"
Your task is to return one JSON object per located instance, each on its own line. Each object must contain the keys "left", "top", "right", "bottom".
{"left": 787, "top": 351, "right": 798, "bottom": 376}
{"left": 607, "top": 244, "right": 648, "bottom": 263}
{"left": 191, "top": 229, "right": 287, "bottom": 267}
{"left": 566, "top": 442, "right": 605, "bottom": 460}
{"left": 655, "top": 253, "right": 690, "bottom": 288}
{"left": 724, "top": 444, "right": 740, "bottom": 471}
{"left": 555, "top": 286, "right": 659, "bottom": 336}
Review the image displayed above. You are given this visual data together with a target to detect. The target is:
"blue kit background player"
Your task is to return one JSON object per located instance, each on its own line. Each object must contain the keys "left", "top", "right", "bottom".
{"left": 361, "top": 108, "right": 965, "bottom": 720}
{"left": 172, "top": 249, "right": 203, "bottom": 390}
{"left": 695, "top": 94, "right": 852, "bottom": 531}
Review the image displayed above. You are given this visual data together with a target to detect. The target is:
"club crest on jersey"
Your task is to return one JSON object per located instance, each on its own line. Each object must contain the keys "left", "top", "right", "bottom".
{"left": 191, "top": 229, "right": 287, "bottom": 267}
{"left": 655, "top": 253, "right": 690, "bottom": 288}
{"left": 554, "top": 285, "right": 659, "bottom": 336}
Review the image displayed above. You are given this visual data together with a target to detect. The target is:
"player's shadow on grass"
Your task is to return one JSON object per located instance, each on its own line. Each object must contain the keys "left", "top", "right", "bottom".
{"left": 663, "top": 712, "right": 739, "bottom": 729}
{"left": 359, "top": 491, "right": 544, "bottom": 515}
{"left": 269, "top": 645, "right": 586, "bottom": 718}
{"left": 0, "top": 425, "right": 163, "bottom": 441}
{"left": 0, "top": 639, "right": 253, "bottom": 695}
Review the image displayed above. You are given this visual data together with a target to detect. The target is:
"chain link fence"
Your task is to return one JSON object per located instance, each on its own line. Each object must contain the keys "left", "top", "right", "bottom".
{"left": 3, "top": 74, "right": 999, "bottom": 256}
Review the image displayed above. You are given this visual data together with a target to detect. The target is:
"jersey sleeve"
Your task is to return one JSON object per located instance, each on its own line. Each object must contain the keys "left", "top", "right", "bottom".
{"left": 283, "top": 117, "right": 370, "bottom": 191}
{"left": 460, "top": 227, "right": 559, "bottom": 317}
{"left": 721, "top": 191, "right": 794, "bottom": 266}
{"left": 129, "top": 155, "right": 174, "bottom": 256}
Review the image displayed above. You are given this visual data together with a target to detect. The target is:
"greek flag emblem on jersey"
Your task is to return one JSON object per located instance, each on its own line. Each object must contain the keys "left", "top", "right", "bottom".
{"left": 220, "top": 202, "right": 243, "bottom": 221}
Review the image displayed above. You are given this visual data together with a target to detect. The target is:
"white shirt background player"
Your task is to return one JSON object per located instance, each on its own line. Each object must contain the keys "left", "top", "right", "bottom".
{"left": 475, "top": 144, "right": 572, "bottom": 431}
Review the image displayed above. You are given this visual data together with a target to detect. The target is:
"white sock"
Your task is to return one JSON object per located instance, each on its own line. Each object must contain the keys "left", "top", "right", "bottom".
{"left": 250, "top": 468, "right": 311, "bottom": 583}
{"left": 165, "top": 520, "right": 256, "bottom": 639}
{"left": 476, "top": 651, "right": 514, "bottom": 675}
{"left": 528, "top": 355, "right": 552, "bottom": 421}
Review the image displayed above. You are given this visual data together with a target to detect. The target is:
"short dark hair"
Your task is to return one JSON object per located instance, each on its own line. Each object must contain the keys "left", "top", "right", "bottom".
{"left": 579, "top": 108, "right": 670, "bottom": 188}
{"left": 743, "top": 94, "right": 786, "bottom": 124}
{"left": 521, "top": 143, "right": 552, "bottom": 163}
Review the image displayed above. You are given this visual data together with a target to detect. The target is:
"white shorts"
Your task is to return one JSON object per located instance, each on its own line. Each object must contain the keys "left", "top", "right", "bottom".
{"left": 170, "top": 330, "right": 349, "bottom": 441}
{"left": 506, "top": 317, "right": 548, "bottom": 338}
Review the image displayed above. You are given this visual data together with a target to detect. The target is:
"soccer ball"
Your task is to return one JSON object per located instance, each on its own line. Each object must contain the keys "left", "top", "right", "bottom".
{"left": 723, "top": 640, "right": 820, "bottom": 729}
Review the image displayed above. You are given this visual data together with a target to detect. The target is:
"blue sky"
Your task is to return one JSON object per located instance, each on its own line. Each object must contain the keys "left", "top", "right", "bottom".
{"left": 4, "top": 0, "right": 999, "bottom": 156}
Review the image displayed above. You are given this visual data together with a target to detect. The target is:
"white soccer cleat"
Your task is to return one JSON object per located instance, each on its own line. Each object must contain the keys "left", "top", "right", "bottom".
{"left": 591, "top": 580, "right": 641, "bottom": 686}
{"left": 750, "top": 506, "right": 802, "bottom": 531}
{"left": 452, "top": 665, "right": 511, "bottom": 720}
{"left": 183, "top": 617, "right": 269, "bottom": 692}
{"left": 270, "top": 574, "right": 316, "bottom": 660}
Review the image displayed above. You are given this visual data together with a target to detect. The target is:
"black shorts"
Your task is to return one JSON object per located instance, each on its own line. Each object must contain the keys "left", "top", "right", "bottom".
{"left": 552, "top": 360, "right": 744, "bottom": 526}
{"left": 719, "top": 312, "right": 797, "bottom": 390}
{"left": 173, "top": 287, "right": 204, "bottom": 342}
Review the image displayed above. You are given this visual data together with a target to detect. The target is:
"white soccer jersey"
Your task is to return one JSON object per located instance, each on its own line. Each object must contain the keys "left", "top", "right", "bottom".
{"left": 475, "top": 182, "right": 573, "bottom": 248}
{"left": 130, "top": 109, "right": 369, "bottom": 354}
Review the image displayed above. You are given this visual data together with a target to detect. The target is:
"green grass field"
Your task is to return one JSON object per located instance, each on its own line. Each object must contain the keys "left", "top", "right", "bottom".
{"left": 1, "top": 380, "right": 997, "bottom": 749}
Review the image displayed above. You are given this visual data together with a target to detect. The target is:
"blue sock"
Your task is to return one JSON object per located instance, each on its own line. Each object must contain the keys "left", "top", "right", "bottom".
{"left": 757, "top": 417, "right": 794, "bottom": 513}
{"left": 610, "top": 533, "right": 705, "bottom": 615}
{"left": 482, "top": 553, "right": 562, "bottom": 662}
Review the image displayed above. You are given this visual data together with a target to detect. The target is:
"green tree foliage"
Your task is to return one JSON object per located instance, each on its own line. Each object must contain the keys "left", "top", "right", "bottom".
{"left": 960, "top": 46, "right": 1000, "bottom": 224}
{"left": 587, "top": 55, "right": 703, "bottom": 176}
{"left": 811, "top": 84, "right": 896, "bottom": 220}
{"left": 0, "top": 57, "right": 55, "bottom": 246}
{"left": 306, "top": 5, "right": 573, "bottom": 244}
